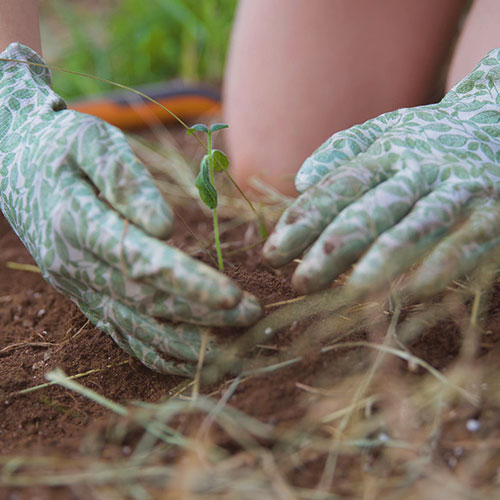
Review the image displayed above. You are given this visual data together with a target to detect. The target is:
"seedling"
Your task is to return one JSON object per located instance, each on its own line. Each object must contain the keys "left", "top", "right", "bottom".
{"left": 0, "top": 56, "right": 268, "bottom": 258}
{"left": 187, "top": 123, "right": 229, "bottom": 270}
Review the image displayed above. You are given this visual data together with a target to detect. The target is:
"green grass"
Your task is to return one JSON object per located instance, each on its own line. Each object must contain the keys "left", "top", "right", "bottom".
{"left": 40, "top": 0, "right": 237, "bottom": 99}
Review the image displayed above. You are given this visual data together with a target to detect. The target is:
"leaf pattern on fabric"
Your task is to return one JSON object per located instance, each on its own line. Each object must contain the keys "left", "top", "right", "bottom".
{"left": 0, "top": 43, "right": 261, "bottom": 376}
{"left": 264, "top": 47, "right": 500, "bottom": 295}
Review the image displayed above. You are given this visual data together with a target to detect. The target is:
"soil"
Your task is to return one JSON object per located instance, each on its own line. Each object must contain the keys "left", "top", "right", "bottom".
{"left": 2, "top": 199, "right": 500, "bottom": 498}
{"left": 0, "top": 207, "right": 296, "bottom": 453}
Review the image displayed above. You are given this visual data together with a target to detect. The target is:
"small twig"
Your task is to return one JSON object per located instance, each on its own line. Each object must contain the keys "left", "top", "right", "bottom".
{"left": 224, "top": 170, "right": 268, "bottom": 238}
{"left": 460, "top": 287, "right": 483, "bottom": 362}
{"left": 192, "top": 331, "right": 209, "bottom": 401}
{"left": 197, "top": 376, "right": 242, "bottom": 439}
{"left": 264, "top": 296, "right": 307, "bottom": 309}
{"left": 53, "top": 320, "right": 91, "bottom": 353}
{"left": 241, "top": 329, "right": 478, "bottom": 405}
{"left": 255, "top": 344, "right": 281, "bottom": 351}
{"left": 1, "top": 320, "right": 91, "bottom": 356}
{"left": 225, "top": 238, "right": 266, "bottom": 257}
{"left": 67, "top": 320, "right": 90, "bottom": 342}
{"left": 0, "top": 341, "right": 54, "bottom": 354}
{"left": 319, "top": 395, "right": 381, "bottom": 424}
{"left": 13, "top": 360, "right": 129, "bottom": 396}
{"left": 46, "top": 368, "right": 128, "bottom": 416}
{"left": 6, "top": 261, "right": 41, "bottom": 273}
{"left": 0, "top": 57, "right": 190, "bottom": 129}
{"left": 315, "top": 304, "right": 402, "bottom": 495}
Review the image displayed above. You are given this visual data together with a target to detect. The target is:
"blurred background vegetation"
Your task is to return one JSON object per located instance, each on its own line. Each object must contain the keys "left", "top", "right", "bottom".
{"left": 39, "top": 0, "right": 237, "bottom": 99}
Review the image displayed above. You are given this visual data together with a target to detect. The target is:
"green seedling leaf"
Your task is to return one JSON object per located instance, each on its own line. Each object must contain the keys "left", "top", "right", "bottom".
{"left": 212, "top": 149, "right": 229, "bottom": 172}
{"left": 209, "top": 123, "right": 229, "bottom": 133}
{"left": 195, "top": 156, "right": 217, "bottom": 209}
{"left": 187, "top": 123, "right": 209, "bottom": 135}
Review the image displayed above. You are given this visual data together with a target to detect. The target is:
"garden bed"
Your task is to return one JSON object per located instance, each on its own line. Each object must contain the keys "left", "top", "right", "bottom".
{"left": 2, "top": 170, "right": 500, "bottom": 498}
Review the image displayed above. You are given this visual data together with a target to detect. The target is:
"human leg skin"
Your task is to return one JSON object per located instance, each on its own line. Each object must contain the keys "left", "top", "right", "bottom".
{"left": 446, "top": 0, "right": 500, "bottom": 89}
{"left": 224, "top": 0, "right": 467, "bottom": 196}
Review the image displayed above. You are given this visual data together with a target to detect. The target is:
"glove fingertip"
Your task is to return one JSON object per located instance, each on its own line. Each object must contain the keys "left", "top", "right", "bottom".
{"left": 347, "top": 264, "right": 391, "bottom": 296}
{"left": 216, "top": 284, "right": 243, "bottom": 310}
{"left": 240, "top": 292, "right": 263, "bottom": 324}
{"left": 143, "top": 205, "right": 174, "bottom": 239}
{"left": 295, "top": 157, "right": 320, "bottom": 193}
{"left": 196, "top": 267, "right": 243, "bottom": 310}
{"left": 291, "top": 273, "right": 311, "bottom": 295}
{"left": 292, "top": 267, "right": 329, "bottom": 295}
{"left": 262, "top": 236, "right": 290, "bottom": 268}
{"left": 405, "top": 269, "right": 444, "bottom": 299}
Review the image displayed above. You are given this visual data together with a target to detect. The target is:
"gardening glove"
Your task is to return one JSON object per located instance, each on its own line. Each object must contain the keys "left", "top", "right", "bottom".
{"left": 0, "top": 43, "right": 261, "bottom": 377}
{"left": 264, "top": 47, "right": 500, "bottom": 296}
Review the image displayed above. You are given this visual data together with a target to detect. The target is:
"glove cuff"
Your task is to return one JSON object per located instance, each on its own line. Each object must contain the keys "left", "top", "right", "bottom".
{"left": 1, "top": 43, "right": 52, "bottom": 86}
{"left": 0, "top": 43, "right": 66, "bottom": 112}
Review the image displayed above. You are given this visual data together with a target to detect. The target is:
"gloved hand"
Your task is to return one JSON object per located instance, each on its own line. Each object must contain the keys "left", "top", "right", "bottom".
{"left": 264, "top": 47, "right": 500, "bottom": 296}
{"left": 0, "top": 43, "right": 261, "bottom": 377}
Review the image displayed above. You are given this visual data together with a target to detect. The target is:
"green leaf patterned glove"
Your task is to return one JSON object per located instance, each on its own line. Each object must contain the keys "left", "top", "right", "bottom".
{"left": 0, "top": 43, "right": 261, "bottom": 377}
{"left": 263, "top": 47, "right": 500, "bottom": 296}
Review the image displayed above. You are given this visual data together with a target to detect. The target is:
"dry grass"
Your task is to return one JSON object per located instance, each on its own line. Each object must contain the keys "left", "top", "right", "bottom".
{"left": 2, "top": 131, "right": 500, "bottom": 500}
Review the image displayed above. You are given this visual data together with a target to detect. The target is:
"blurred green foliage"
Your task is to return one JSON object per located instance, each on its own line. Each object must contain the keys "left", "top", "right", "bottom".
{"left": 40, "top": 0, "right": 237, "bottom": 99}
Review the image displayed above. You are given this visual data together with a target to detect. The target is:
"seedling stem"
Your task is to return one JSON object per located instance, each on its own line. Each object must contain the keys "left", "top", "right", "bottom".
{"left": 0, "top": 57, "right": 267, "bottom": 250}
{"left": 207, "top": 131, "right": 224, "bottom": 270}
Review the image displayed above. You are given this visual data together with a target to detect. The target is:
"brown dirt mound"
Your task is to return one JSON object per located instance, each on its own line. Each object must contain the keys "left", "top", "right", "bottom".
{"left": 2, "top": 204, "right": 500, "bottom": 498}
